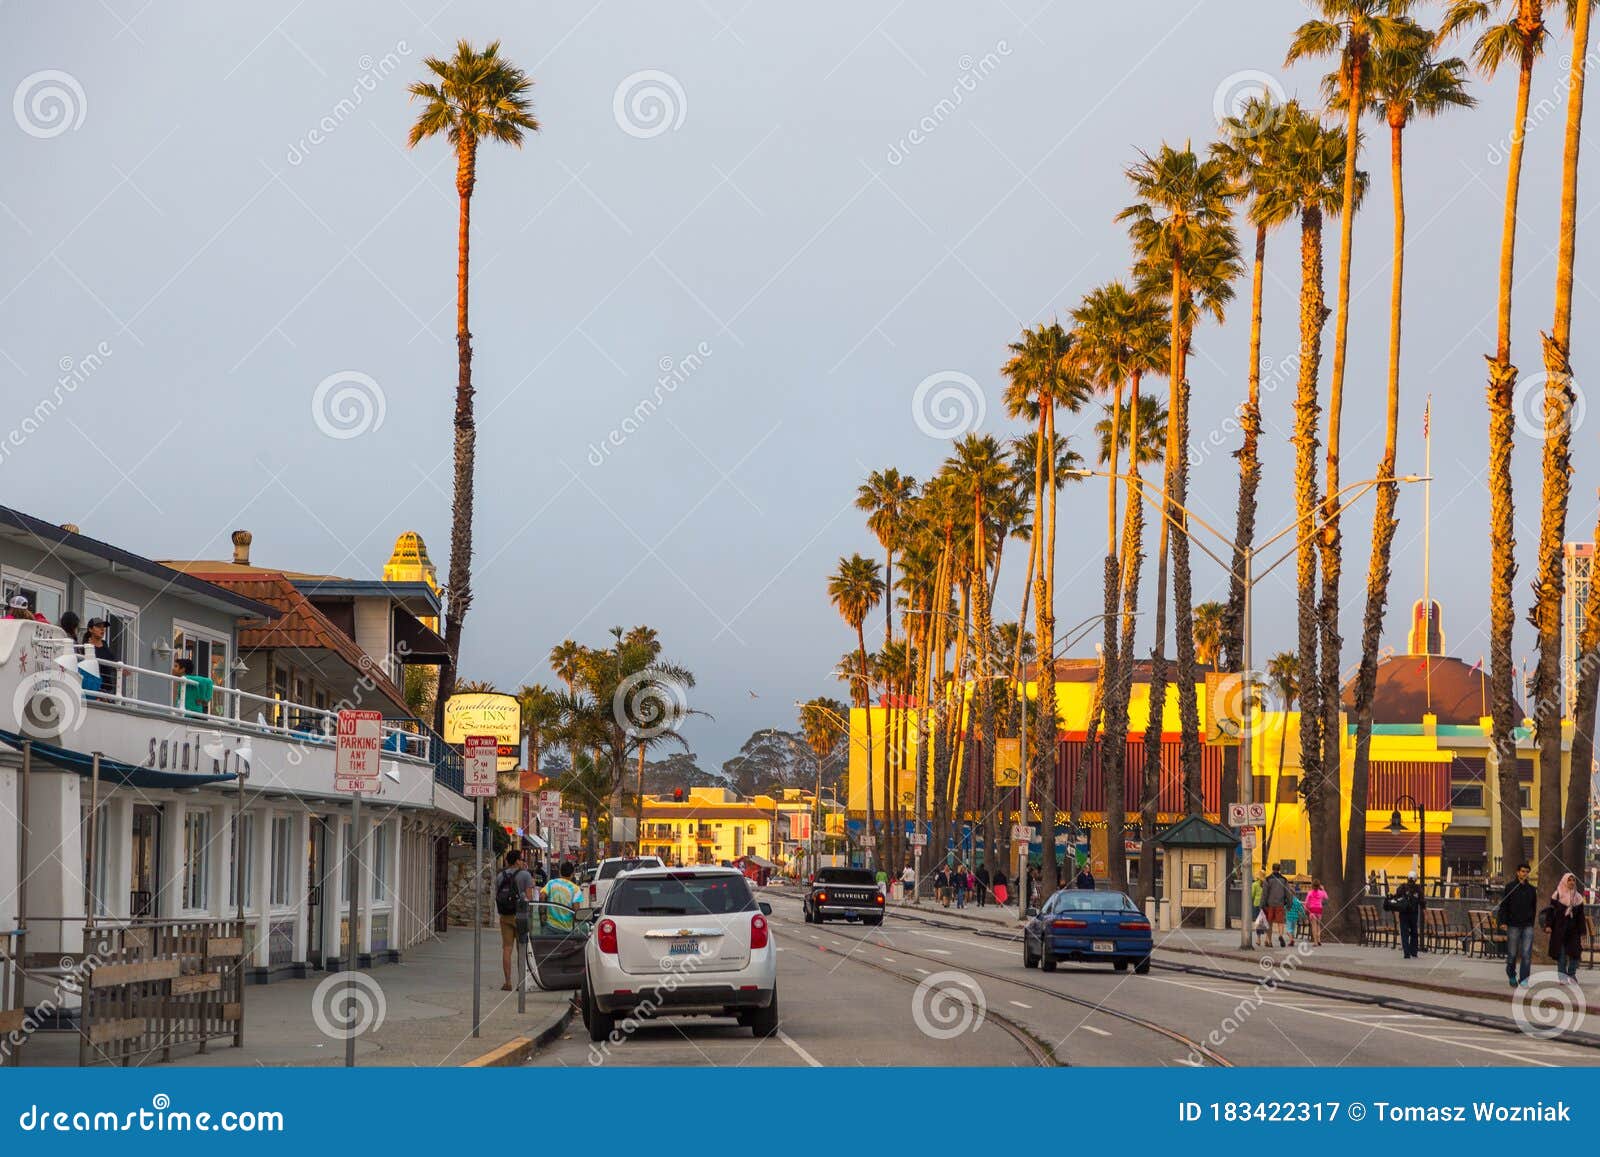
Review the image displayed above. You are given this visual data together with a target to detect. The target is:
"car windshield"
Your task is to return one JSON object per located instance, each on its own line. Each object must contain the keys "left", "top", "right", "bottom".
{"left": 1047, "top": 891, "right": 1139, "bottom": 913}
{"left": 597, "top": 857, "right": 663, "bottom": 881}
{"left": 608, "top": 874, "right": 756, "bottom": 916}
{"left": 814, "top": 868, "right": 877, "bottom": 886}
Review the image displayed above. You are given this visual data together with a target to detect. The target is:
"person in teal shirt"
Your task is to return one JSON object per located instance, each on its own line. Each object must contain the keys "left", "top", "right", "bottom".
{"left": 541, "top": 862, "right": 582, "bottom": 932}
{"left": 172, "top": 657, "right": 214, "bottom": 714}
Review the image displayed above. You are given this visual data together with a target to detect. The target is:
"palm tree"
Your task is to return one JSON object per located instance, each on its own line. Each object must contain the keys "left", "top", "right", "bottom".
{"left": 408, "top": 42, "right": 539, "bottom": 733}
{"left": 1290, "top": 7, "right": 1419, "bottom": 894}
{"left": 856, "top": 468, "right": 919, "bottom": 649}
{"left": 1119, "top": 143, "right": 1239, "bottom": 821}
{"left": 829, "top": 553, "right": 884, "bottom": 865}
{"left": 1253, "top": 102, "right": 1359, "bottom": 884}
{"left": 1550, "top": 0, "right": 1593, "bottom": 879}
{"left": 1002, "top": 322, "right": 1090, "bottom": 892}
{"left": 1094, "top": 394, "right": 1169, "bottom": 468}
{"left": 1192, "top": 602, "right": 1227, "bottom": 667}
{"left": 1261, "top": 651, "right": 1302, "bottom": 868}
{"left": 517, "top": 682, "right": 561, "bottom": 776}
{"left": 1341, "top": 29, "right": 1475, "bottom": 908}
{"left": 1439, "top": 0, "right": 1553, "bottom": 877}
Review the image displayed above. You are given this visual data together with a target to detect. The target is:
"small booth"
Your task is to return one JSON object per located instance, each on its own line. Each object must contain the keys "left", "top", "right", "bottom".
{"left": 1154, "top": 815, "right": 1238, "bottom": 931}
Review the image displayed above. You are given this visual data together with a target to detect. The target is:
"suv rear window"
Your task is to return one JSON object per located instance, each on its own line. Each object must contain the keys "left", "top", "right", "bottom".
{"left": 608, "top": 874, "right": 756, "bottom": 916}
{"left": 597, "top": 857, "right": 663, "bottom": 881}
{"left": 814, "top": 868, "right": 877, "bottom": 886}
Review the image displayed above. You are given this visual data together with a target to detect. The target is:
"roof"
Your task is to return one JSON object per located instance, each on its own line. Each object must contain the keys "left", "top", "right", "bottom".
{"left": 0, "top": 507, "right": 278, "bottom": 620}
{"left": 641, "top": 803, "right": 771, "bottom": 821}
{"left": 1339, "top": 654, "right": 1515, "bottom": 727}
{"left": 1022, "top": 657, "right": 1216, "bottom": 683}
{"left": 180, "top": 572, "right": 411, "bottom": 715}
{"left": 1154, "top": 814, "right": 1238, "bottom": 848}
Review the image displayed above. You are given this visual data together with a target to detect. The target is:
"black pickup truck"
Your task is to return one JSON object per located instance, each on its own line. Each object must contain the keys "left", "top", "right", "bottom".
{"left": 803, "top": 867, "right": 886, "bottom": 926}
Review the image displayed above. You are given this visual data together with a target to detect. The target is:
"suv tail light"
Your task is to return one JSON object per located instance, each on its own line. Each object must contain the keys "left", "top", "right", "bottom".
{"left": 1052, "top": 918, "right": 1087, "bottom": 929}
{"left": 874, "top": 893, "right": 885, "bottom": 906}
{"left": 597, "top": 918, "right": 618, "bottom": 954}
{"left": 750, "top": 913, "right": 769, "bottom": 950}
{"left": 588, "top": 883, "right": 597, "bottom": 903}
{"left": 815, "top": 891, "right": 827, "bottom": 904}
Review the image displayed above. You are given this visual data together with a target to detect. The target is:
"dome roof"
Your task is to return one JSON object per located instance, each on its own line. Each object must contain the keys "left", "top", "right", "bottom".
{"left": 1339, "top": 654, "right": 1517, "bottom": 726}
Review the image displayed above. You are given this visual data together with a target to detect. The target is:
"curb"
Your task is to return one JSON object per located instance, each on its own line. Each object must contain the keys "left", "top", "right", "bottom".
{"left": 1156, "top": 942, "right": 1519, "bottom": 1005}
{"left": 463, "top": 998, "right": 577, "bottom": 1067}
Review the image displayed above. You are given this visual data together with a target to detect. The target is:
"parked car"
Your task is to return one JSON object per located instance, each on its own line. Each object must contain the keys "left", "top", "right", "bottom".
{"left": 1022, "top": 888, "right": 1152, "bottom": 974}
{"left": 581, "top": 866, "right": 778, "bottom": 1041}
{"left": 579, "top": 855, "right": 664, "bottom": 915}
{"left": 802, "top": 866, "right": 885, "bottom": 926}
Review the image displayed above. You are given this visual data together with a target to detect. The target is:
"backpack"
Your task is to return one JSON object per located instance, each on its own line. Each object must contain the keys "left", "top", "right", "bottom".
{"left": 494, "top": 869, "right": 520, "bottom": 917}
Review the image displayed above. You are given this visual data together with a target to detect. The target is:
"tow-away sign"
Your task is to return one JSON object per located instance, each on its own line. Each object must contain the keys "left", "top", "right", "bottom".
{"left": 334, "top": 709, "right": 382, "bottom": 793}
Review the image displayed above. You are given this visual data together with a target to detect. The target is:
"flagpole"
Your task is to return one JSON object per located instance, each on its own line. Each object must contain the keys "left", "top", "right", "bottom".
{"left": 1423, "top": 395, "right": 1433, "bottom": 710}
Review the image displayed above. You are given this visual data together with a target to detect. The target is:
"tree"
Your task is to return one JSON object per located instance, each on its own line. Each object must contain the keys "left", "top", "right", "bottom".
{"left": 516, "top": 682, "right": 562, "bottom": 783}
{"left": 1261, "top": 651, "right": 1302, "bottom": 868}
{"left": 1340, "top": 27, "right": 1474, "bottom": 909}
{"left": 856, "top": 469, "right": 919, "bottom": 650}
{"left": 1192, "top": 602, "right": 1227, "bottom": 667}
{"left": 1439, "top": 0, "right": 1554, "bottom": 878}
{"left": 408, "top": 41, "right": 539, "bottom": 734}
{"left": 828, "top": 553, "right": 884, "bottom": 864}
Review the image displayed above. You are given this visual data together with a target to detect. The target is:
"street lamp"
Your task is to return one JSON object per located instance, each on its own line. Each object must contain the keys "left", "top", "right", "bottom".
{"left": 1386, "top": 793, "right": 1427, "bottom": 921}
{"left": 1067, "top": 468, "right": 1429, "bottom": 947}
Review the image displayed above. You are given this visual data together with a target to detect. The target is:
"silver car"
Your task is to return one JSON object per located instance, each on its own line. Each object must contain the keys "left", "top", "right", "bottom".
{"left": 582, "top": 866, "right": 778, "bottom": 1041}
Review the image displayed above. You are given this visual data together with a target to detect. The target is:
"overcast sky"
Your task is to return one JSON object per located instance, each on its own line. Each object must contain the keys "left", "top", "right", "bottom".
{"left": 3, "top": 1, "right": 1596, "bottom": 767}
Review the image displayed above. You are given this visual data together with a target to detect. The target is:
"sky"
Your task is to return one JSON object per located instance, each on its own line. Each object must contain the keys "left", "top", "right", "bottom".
{"left": 2, "top": 1, "right": 1597, "bottom": 769}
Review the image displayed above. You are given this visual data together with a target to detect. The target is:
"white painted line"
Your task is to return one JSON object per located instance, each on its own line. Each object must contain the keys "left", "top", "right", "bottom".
{"left": 777, "top": 1030, "right": 822, "bottom": 1068}
{"left": 1008, "top": 1000, "right": 1032, "bottom": 1009}
{"left": 1080, "top": 1025, "right": 1112, "bottom": 1037}
{"left": 883, "top": 956, "right": 896, "bottom": 963}
{"left": 914, "top": 967, "right": 929, "bottom": 974}
{"left": 924, "top": 948, "right": 951, "bottom": 955}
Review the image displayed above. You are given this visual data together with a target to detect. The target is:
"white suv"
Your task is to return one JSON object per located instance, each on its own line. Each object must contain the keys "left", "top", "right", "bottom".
{"left": 579, "top": 855, "right": 664, "bottom": 915}
{"left": 582, "top": 866, "right": 778, "bottom": 1041}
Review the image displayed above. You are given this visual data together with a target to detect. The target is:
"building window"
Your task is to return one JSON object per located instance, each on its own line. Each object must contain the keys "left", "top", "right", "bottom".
{"left": 1519, "top": 786, "right": 1531, "bottom": 810}
{"left": 1450, "top": 784, "right": 1484, "bottom": 809}
{"left": 270, "top": 817, "right": 295, "bottom": 907}
{"left": 172, "top": 622, "right": 230, "bottom": 716}
{"left": 1276, "top": 776, "right": 1299, "bottom": 803}
{"left": 1187, "top": 863, "right": 1209, "bottom": 890}
{"left": 227, "top": 814, "right": 254, "bottom": 909}
{"left": 1, "top": 568, "right": 66, "bottom": 624}
{"left": 83, "top": 592, "right": 138, "bottom": 695}
{"left": 183, "top": 811, "right": 211, "bottom": 910}
{"left": 372, "top": 823, "right": 391, "bottom": 903}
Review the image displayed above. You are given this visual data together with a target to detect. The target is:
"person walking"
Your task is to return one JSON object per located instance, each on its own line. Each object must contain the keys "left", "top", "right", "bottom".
{"left": 542, "top": 861, "right": 581, "bottom": 933}
{"left": 992, "top": 866, "right": 1009, "bottom": 905}
{"left": 1259, "top": 864, "right": 1292, "bottom": 948}
{"left": 952, "top": 863, "right": 969, "bottom": 909}
{"left": 1546, "top": 872, "right": 1586, "bottom": 984}
{"left": 1497, "top": 862, "right": 1538, "bottom": 989}
{"left": 1304, "top": 878, "right": 1328, "bottom": 947}
{"left": 975, "top": 862, "right": 991, "bottom": 908}
{"left": 933, "top": 865, "right": 951, "bottom": 908}
{"left": 494, "top": 849, "right": 537, "bottom": 991}
{"left": 1393, "top": 870, "right": 1424, "bottom": 959}
{"left": 1286, "top": 888, "right": 1306, "bottom": 947}
{"left": 901, "top": 863, "right": 916, "bottom": 905}
{"left": 1075, "top": 864, "right": 1095, "bottom": 890}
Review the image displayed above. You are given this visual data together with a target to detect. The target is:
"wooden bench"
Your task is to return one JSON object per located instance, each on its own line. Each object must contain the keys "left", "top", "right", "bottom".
{"left": 1467, "top": 909, "right": 1507, "bottom": 958}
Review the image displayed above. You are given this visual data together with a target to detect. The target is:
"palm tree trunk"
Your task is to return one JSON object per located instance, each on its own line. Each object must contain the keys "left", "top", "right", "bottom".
{"left": 1105, "top": 377, "right": 1147, "bottom": 903}
{"left": 1225, "top": 225, "right": 1267, "bottom": 675}
{"left": 857, "top": 625, "right": 875, "bottom": 869}
{"left": 1141, "top": 507, "right": 1171, "bottom": 883}
{"left": 1035, "top": 401, "right": 1061, "bottom": 893}
{"left": 1099, "top": 381, "right": 1126, "bottom": 890}
{"left": 1346, "top": 118, "right": 1407, "bottom": 926}
{"left": 434, "top": 138, "right": 480, "bottom": 736}
{"left": 1490, "top": 43, "right": 1537, "bottom": 877}
{"left": 1294, "top": 206, "right": 1328, "bottom": 876}
{"left": 1167, "top": 256, "right": 1203, "bottom": 818}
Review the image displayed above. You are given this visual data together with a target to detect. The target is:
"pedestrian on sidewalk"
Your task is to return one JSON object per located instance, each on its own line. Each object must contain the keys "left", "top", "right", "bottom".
{"left": 1546, "top": 872, "right": 1586, "bottom": 983}
{"left": 1076, "top": 864, "right": 1095, "bottom": 890}
{"left": 1392, "top": 870, "right": 1423, "bottom": 959}
{"left": 1497, "top": 861, "right": 1538, "bottom": 988}
{"left": 1304, "top": 878, "right": 1328, "bottom": 947}
{"left": 993, "top": 866, "right": 1009, "bottom": 905}
{"left": 1259, "top": 864, "right": 1292, "bottom": 947}
{"left": 495, "top": 849, "right": 537, "bottom": 991}
{"left": 901, "top": 864, "right": 916, "bottom": 904}
{"left": 952, "top": 863, "right": 970, "bottom": 909}
{"left": 1285, "top": 889, "right": 1305, "bottom": 947}
{"left": 934, "top": 865, "right": 951, "bottom": 908}
{"left": 976, "top": 862, "right": 991, "bottom": 907}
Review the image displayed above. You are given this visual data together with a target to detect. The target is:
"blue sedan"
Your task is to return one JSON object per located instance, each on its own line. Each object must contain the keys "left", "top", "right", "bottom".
{"left": 1023, "top": 888, "right": 1153, "bottom": 974}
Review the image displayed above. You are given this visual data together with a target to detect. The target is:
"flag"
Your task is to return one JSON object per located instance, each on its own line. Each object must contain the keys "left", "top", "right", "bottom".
{"left": 1422, "top": 397, "right": 1431, "bottom": 439}
{"left": 1471, "top": 656, "right": 1483, "bottom": 673}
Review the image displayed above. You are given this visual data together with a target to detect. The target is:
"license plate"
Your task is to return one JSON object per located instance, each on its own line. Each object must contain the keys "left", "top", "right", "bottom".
{"left": 1092, "top": 940, "right": 1115, "bottom": 953}
{"left": 667, "top": 938, "right": 700, "bottom": 956}
{"left": 844, "top": 909, "right": 857, "bottom": 919}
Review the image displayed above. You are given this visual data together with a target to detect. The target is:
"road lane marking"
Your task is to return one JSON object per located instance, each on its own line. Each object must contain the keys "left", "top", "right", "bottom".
{"left": 914, "top": 967, "right": 929, "bottom": 974}
{"left": 1008, "top": 1000, "right": 1031, "bottom": 1009}
{"left": 776, "top": 1030, "right": 822, "bottom": 1067}
{"left": 883, "top": 956, "right": 896, "bottom": 962}
{"left": 1080, "top": 1025, "right": 1112, "bottom": 1037}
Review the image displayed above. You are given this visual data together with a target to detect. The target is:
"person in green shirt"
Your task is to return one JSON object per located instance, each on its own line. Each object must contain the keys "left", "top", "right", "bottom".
{"left": 172, "top": 656, "right": 214, "bottom": 714}
{"left": 541, "top": 861, "right": 582, "bottom": 933}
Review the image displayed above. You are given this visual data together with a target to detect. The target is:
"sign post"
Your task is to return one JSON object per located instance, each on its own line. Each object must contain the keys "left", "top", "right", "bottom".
{"left": 334, "top": 709, "right": 381, "bottom": 1068}
{"left": 463, "top": 735, "right": 497, "bottom": 1038}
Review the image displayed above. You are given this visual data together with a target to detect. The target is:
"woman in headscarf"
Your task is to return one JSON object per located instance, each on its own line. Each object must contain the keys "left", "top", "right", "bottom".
{"left": 1546, "top": 872, "right": 1586, "bottom": 983}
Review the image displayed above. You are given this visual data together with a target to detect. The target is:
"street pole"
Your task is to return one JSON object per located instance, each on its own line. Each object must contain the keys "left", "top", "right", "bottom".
{"left": 471, "top": 795, "right": 482, "bottom": 1039}
{"left": 1018, "top": 677, "right": 1029, "bottom": 916}
{"left": 1239, "top": 546, "right": 1256, "bottom": 949}
{"left": 347, "top": 790, "right": 362, "bottom": 1067}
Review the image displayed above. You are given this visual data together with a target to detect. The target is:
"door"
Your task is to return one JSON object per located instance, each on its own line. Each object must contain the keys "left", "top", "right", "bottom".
{"left": 130, "top": 805, "right": 161, "bottom": 917}
{"left": 307, "top": 818, "right": 328, "bottom": 967}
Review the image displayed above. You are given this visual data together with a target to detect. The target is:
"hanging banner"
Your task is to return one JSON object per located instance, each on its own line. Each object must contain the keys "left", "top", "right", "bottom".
{"left": 994, "top": 737, "right": 1021, "bottom": 786}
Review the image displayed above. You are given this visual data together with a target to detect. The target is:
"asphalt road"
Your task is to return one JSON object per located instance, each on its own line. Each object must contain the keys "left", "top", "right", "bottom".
{"left": 529, "top": 890, "right": 1600, "bottom": 1068}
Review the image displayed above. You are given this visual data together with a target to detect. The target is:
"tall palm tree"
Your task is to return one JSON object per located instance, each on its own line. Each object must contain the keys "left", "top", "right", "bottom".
{"left": 1119, "top": 143, "right": 1240, "bottom": 821}
{"left": 1261, "top": 651, "right": 1302, "bottom": 868}
{"left": 829, "top": 553, "right": 884, "bottom": 865}
{"left": 1253, "top": 103, "right": 1359, "bottom": 884}
{"left": 856, "top": 468, "right": 919, "bottom": 649}
{"left": 1002, "top": 323, "right": 1090, "bottom": 892}
{"left": 1550, "top": 0, "right": 1593, "bottom": 879}
{"left": 517, "top": 682, "right": 561, "bottom": 776}
{"left": 408, "top": 41, "right": 539, "bottom": 734}
{"left": 1192, "top": 602, "right": 1227, "bottom": 667}
{"left": 1094, "top": 394, "right": 1169, "bottom": 469}
{"left": 1289, "top": 3, "right": 1417, "bottom": 892}
{"left": 1341, "top": 29, "right": 1475, "bottom": 908}
{"left": 1440, "top": 0, "right": 1553, "bottom": 877}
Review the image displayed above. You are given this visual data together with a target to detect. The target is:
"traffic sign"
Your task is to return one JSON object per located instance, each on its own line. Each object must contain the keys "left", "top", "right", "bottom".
{"left": 908, "top": 832, "right": 928, "bottom": 847}
{"left": 1241, "top": 826, "right": 1258, "bottom": 850}
{"left": 1227, "top": 802, "right": 1267, "bottom": 826}
{"left": 537, "top": 788, "right": 562, "bottom": 823}
{"left": 334, "top": 709, "right": 382, "bottom": 793}
{"left": 859, "top": 835, "right": 876, "bottom": 849}
{"left": 463, "top": 735, "right": 497, "bottom": 798}
{"left": 1011, "top": 824, "right": 1034, "bottom": 842}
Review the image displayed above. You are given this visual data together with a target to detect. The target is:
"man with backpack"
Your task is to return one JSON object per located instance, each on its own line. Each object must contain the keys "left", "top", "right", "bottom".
{"left": 496, "top": 849, "right": 537, "bottom": 991}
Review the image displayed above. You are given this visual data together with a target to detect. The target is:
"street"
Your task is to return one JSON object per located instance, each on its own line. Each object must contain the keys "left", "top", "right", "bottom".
{"left": 534, "top": 888, "right": 1600, "bottom": 1068}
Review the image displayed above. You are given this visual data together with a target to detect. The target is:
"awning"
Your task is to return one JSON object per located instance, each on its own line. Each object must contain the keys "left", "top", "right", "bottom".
{"left": 393, "top": 607, "right": 450, "bottom": 663}
{"left": 0, "top": 730, "right": 240, "bottom": 790}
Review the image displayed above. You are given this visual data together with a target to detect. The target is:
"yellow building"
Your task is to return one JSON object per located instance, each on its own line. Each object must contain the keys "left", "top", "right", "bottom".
{"left": 639, "top": 787, "right": 775, "bottom": 865}
{"left": 382, "top": 530, "right": 440, "bottom": 631}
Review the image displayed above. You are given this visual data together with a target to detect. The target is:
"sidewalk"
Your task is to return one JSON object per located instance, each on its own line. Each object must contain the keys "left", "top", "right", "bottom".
{"left": 17, "top": 928, "right": 573, "bottom": 1067}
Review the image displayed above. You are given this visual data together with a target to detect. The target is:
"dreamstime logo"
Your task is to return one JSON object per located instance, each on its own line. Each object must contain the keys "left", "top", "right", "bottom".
{"left": 1209, "top": 669, "right": 1274, "bottom": 742}
{"left": 587, "top": 342, "right": 713, "bottom": 466}
{"left": 1512, "top": 972, "right": 1586, "bottom": 1040}
{"left": 12, "top": 670, "right": 85, "bottom": 740}
{"left": 910, "top": 970, "right": 986, "bottom": 1039}
{"left": 1512, "top": 369, "right": 1584, "bottom": 441}
{"left": 612, "top": 669, "right": 690, "bottom": 739}
{"left": 311, "top": 972, "right": 387, "bottom": 1041}
{"left": 885, "top": 41, "right": 1011, "bottom": 165}
{"left": 1213, "top": 70, "right": 1286, "bottom": 138}
{"left": 286, "top": 42, "right": 411, "bottom": 165}
{"left": 311, "top": 371, "right": 386, "bottom": 439}
{"left": 613, "top": 70, "right": 687, "bottom": 139}
{"left": 911, "top": 370, "right": 985, "bottom": 439}
{"left": 13, "top": 70, "right": 86, "bottom": 139}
